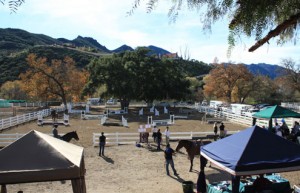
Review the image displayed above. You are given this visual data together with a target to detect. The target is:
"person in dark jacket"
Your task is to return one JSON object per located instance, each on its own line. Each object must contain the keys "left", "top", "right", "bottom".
{"left": 99, "top": 132, "right": 106, "bottom": 156}
{"left": 156, "top": 129, "right": 162, "bottom": 150}
{"left": 164, "top": 144, "right": 178, "bottom": 176}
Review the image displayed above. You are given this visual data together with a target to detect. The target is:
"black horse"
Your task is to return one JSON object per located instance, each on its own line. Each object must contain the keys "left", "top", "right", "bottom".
{"left": 175, "top": 140, "right": 211, "bottom": 172}
{"left": 60, "top": 131, "right": 79, "bottom": 142}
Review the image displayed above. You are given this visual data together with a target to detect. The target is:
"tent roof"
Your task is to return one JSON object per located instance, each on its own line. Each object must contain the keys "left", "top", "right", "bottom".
{"left": 0, "top": 130, "right": 84, "bottom": 184}
{"left": 253, "top": 105, "right": 300, "bottom": 119}
{"left": 201, "top": 125, "right": 300, "bottom": 176}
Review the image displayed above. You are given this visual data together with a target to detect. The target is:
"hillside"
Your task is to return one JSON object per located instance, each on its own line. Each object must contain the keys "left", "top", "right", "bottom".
{"left": 0, "top": 28, "right": 285, "bottom": 86}
{"left": 246, "top": 63, "right": 285, "bottom": 79}
{"left": 0, "top": 46, "right": 96, "bottom": 84}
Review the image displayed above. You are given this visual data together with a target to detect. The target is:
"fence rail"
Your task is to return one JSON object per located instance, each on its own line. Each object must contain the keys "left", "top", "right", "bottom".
{"left": 92, "top": 131, "right": 239, "bottom": 147}
{"left": 0, "top": 133, "right": 64, "bottom": 147}
{"left": 196, "top": 105, "right": 298, "bottom": 128}
{"left": 0, "top": 107, "right": 65, "bottom": 131}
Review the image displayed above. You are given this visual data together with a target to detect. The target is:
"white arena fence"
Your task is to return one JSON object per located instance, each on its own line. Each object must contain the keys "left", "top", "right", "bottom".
{"left": 281, "top": 102, "right": 300, "bottom": 112}
{"left": 0, "top": 133, "right": 64, "bottom": 147}
{"left": 0, "top": 131, "right": 241, "bottom": 147}
{"left": 92, "top": 131, "right": 239, "bottom": 147}
{"left": 0, "top": 107, "right": 65, "bottom": 131}
{"left": 196, "top": 105, "right": 298, "bottom": 128}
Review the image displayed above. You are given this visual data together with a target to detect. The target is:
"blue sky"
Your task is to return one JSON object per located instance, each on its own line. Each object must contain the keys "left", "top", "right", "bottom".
{"left": 0, "top": 0, "right": 299, "bottom": 65}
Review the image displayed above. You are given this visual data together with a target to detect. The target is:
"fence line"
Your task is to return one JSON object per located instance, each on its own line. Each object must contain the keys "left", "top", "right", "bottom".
{"left": 0, "top": 133, "right": 64, "bottom": 147}
{"left": 0, "top": 107, "right": 65, "bottom": 131}
{"left": 0, "top": 130, "right": 240, "bottom": 147}
{"left": 196, "top": 105, "right": 298, "bottom": 128}
{"left": 92, "top": 131, "right": 239, "bottom": 147}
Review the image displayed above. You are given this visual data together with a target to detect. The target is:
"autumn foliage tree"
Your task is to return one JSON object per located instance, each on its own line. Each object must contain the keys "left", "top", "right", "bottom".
{"left": 19, "top": 54, "right": 89, "bottom": 107}
{"left": 203, "top": 63, "right": 254, "bottom": 103}
{"left": 0, "top": 80, "right": 27, "bottom": 99}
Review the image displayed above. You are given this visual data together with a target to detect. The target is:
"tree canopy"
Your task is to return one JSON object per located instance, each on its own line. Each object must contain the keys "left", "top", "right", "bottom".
{"left": 19, "top": 54, "right": 88, "bottom": 106}
{"left": 83, "top": 47, "right": 191, "bottom": 108}
{"left": 130, "top": 0, "right": 300, "bottom": 53}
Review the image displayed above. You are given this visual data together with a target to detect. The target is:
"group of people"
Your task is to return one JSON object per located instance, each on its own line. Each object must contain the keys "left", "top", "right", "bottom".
{"left": 213, "top": 122, "right": 226, "bottom": 138}
{"left": 273, "top": 120, "right": 300, "bottom": 140}
{"left": 150, "top": 125, "right": 171, "bottom": 150}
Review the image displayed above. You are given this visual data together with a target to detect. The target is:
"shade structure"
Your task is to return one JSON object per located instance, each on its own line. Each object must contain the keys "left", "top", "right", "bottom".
{"left": 252, "top": 105, "right": 300, "bottom": 131}
{"left": 0, "top": 130, "right": 86, "bottom": 193}
{"left": 201, "top": 125, "right": 300, "bottom": 176}
{"left": 253, "top": 105, "right": 300, "bottom": 119}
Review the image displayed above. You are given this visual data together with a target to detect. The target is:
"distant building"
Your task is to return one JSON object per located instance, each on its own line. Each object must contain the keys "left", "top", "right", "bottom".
{"left": 162, "top": 53, "right": 179, "bottom": 59}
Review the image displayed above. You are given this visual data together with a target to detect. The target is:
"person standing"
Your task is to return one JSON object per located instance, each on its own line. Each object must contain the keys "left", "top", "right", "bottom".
{"left": 157, "top": 129, "right": 162, "bottom": 150}
{"left": 99, "top": 132, "right": 106, "bottom": 156}
{"left": 164, "top": 126, "right": 170, "bottom": 145}
{"left": 164, "top": 143, "right": 178, "bottom": 176}
{"left": 219, "top": 122, "right": 225, "bottom": 138}
{"left": 213, "top": 122, "right": 218, "bottom": 135}
{"left": 52, "top": 124, "right": 59, "bottom": 138}
{"left": 152, "top": 125, "right": 158, "bottom": 142}
{"left": 274, "top": 123, "right": 282, "bottom": 137}
{"left": 197, "top": 171, "right": 207, "bottom": 193}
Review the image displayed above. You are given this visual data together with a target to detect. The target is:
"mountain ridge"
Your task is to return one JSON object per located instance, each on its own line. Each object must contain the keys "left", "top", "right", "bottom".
{"left": 0, "top": 27, "right": 285, "bottom": 85}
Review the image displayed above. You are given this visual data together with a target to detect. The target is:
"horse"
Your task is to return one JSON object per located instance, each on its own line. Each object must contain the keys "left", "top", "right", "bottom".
{"left": 175, "top": 139, "right": 211, "bottom": 172}
{"left": 60, "top": 131, "right": 79, "bottom": 142}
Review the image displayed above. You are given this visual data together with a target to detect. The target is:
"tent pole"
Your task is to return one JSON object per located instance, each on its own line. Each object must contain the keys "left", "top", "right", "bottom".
{"left": 252, "top": 118, "right": 257, "bottom": 126}
{"left": 268, "top": 119, "right": 273, "bottom": 132}
{"left": 1, "top": 185, "right": 7, "bottom": 193}
{"left": 231, "top": 175, "right": 240, "bottom": 193}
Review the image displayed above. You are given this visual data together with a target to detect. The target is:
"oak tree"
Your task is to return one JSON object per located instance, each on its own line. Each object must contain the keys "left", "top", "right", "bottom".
{"left": 20, "top": 54, "right": 88, "bottom": 107}
{"left": 203, "top": 63, "right": 254, "bottom": 103}
{"left": 83, "top": 47, "right": 190, "bottom": 108}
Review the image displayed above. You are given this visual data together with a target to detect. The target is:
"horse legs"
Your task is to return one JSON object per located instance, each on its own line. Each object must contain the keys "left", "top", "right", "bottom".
{"left": 189, "top": 159, "right": 193, "bottom": 172}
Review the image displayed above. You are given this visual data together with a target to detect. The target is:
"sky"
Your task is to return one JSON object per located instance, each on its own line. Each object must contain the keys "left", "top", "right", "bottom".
{"left": 0, "top": 0, "right": 299, "bottom": 65}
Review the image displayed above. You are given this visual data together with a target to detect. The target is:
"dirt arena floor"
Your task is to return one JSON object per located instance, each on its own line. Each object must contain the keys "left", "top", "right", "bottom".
{"left": 2, "top": 106, "right": 300, "bottom": 193}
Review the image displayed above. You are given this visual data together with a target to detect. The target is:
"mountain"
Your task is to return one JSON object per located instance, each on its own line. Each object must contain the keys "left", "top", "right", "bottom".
{"left": 147, "top": 45, "right": 170, "bottom": 56}
{"left": 0, "top": 28, "right": 59, "bottom": 55}
{"left": 0, "top": 28, "right": 176, "bottom": 85}
{"left": 0, "top": 27, "right": 285, "bottom": 86}
{"left": 112, "top": 44, "right": 134, "bottom": 53}
{"left": 246, "top": 63, "right": 285, "bottom": 79}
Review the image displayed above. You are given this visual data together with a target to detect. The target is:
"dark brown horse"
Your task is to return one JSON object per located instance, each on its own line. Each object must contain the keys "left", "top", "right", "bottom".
{"left": 61, "top": 131, "right": 79, "bottom": 142}
{"left": 175, "top": 139, "right": 211, "bottom": 172}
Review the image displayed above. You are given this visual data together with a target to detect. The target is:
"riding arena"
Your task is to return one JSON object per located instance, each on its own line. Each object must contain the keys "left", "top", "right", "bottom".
{"left": 1, "top": 104, "right": 300, "bottom": 193}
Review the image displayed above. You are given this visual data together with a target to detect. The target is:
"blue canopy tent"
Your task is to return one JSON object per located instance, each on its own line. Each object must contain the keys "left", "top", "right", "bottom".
{"left": 200, "top": 125, "right": 300, "bottom": 193}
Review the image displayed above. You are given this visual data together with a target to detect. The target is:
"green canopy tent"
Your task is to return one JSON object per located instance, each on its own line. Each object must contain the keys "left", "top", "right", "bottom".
{"left": 252, "top": 105, "right": 300, "bottom": 132}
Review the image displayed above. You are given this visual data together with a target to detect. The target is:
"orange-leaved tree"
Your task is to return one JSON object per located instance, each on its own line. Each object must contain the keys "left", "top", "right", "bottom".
{"left": 19, "top": 54, "right": 89, "bottom": 108}
{"left": 0, "top": 80, "right": 27, "bottom": 100}
{"left": 203, "top": 63, "right": 254, "bottom": 103}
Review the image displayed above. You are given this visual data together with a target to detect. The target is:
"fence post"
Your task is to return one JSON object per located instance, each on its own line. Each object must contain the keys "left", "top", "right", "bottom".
{"left": 190, "top": 131, "right": 193, "bottom": 139}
